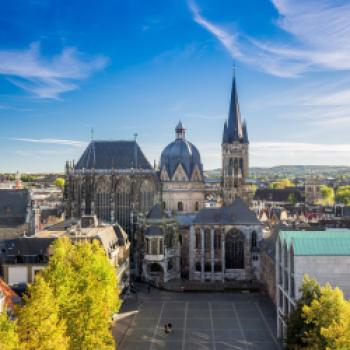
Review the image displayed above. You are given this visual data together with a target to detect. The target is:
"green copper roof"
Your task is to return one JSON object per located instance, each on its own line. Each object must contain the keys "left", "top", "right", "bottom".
{"left": 279, "top": 230, "right": 350, "bottom": 256}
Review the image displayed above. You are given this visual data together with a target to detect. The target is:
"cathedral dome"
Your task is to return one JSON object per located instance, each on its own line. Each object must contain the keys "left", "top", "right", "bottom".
{"left": 160, "top": 122, "right": 203, "bottom": 180}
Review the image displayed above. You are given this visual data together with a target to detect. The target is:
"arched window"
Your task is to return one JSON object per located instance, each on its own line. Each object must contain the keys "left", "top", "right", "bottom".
{"left": 115, "top": 179, "right": 130, "bottom": 233}
{"left": 178, "top": 201, "right": 183, "bottom": 211}
{"left": 140, "top": 180, "right": 155, "bottom": 213}
{"left": 195, "top": 228, "right": 201, "bottom": 249}
{"left": 96, "top": 177, "right": 111, "bottom": 222}
{"left": 205, "top": 228, "right": 211, "bottom": 252}
{"left": 225, "top": 229, "right": 244, "bottom": 269}
{"left": 228, "top": 158, "right": 233, "bottom": 176}
{"left": 251, "top": 231, "right": 257, "bottom": 252}
{"left": 214, "top": 230, "right": 221, "bottom": 250}
{"left": 195, "top": 201, "right": 199, "bottom": 211}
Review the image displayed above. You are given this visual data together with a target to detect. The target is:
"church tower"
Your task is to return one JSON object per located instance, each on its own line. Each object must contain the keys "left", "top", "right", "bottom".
{"left": 221, "top": 74, "right": 249, "bottom": 205}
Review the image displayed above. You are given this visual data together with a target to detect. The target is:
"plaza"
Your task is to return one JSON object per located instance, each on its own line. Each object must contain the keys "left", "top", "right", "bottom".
{"left": 113, "top": 286, "right": 281, "bottom": 350}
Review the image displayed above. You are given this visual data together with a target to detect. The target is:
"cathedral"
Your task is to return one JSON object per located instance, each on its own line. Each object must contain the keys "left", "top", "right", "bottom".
{"left": 64, "top": 73, "right": 262, "bottom": 287}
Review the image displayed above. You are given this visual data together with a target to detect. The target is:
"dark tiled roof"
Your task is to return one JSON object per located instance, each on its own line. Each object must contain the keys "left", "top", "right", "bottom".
{"left": 75, "top": 141, "right": 153, "bottom": 170}
{"left": 254, "top": 188, "right": 304, "bottom": 203}
{"left": 3, "top": 237, "right": 55, "bottom": 257}
{"left": 0, "top": 189, "right": 29, "bottom": 227}
{"left": 147, "top": 203, "right": 166, "bottom": 219}
{"left": 193, "top": 197, "right": 261, "bottom": 225}
{"left": 145, "top": 226, "right": 164, "bottom": 236}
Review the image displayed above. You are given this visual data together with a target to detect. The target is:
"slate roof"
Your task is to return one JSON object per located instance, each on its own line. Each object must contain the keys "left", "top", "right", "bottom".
{"left": 254, "top": 188, "right": 304, "bottom": 203}
{"left": 222, "top": 76, "right": 248, "bottom": 144}
{"left": 75, "top": 140, "right": 153, "bottom": 170}
{"left": 160, "top": 133, "right": 203, "bottom": 179}
{"left": 193, "top": 197, "right": 261, "bottom": 225}
{"left": 279, "top": 230, "right": 350, "bottom": 256}
{"left": 0, "top": 189, "right": 29, "bottom": 226}
{"left": 145, "top": 226, "right": 164, "bottom": 236}
{"left": 147, "top": 203, "right": 166, "bottom": 219}
{"left": 3, "top": 237, "right": 55, "bottom": 257}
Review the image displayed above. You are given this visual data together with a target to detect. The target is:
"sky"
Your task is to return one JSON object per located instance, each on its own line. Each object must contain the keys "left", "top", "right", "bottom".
{"left": 2, "top": 0, "right": 350, "bottom": 172}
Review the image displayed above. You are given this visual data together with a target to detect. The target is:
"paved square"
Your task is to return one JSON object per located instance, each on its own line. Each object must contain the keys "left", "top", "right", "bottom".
{"left": 113, "top": 287, "right": 281, "bottom": 350}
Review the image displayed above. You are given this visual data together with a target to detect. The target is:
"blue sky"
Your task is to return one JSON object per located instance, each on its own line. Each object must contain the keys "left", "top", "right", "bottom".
{"left": 1, "top": 0, "right": 350, "bottom": 172}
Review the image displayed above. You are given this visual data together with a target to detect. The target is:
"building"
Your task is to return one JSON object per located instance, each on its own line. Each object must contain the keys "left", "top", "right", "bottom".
{"left": 305, "top": 176, "right": 322, "bottom": 205}
{"left": 188, "top": 197, "right": 262, "bottom": 282}
{"left": 0, "top": 189, "right": 31, "bottom": 241}
{"left": 1, "top": 215, "right": 130, "bottom": 293}
{"left": 276, "top": 229, "right": 350, "bottom": 338}
{"left": 160, "top": 122, "right": 205, "bottom": 212}
{"left": 136, "top": 203, "right": 180, "bottom": 287}
{"left": 221, "top": 77, "right": 250, "bottom": 205}
{"left": 0, "top": 278, "right": 20, "bottom": 314}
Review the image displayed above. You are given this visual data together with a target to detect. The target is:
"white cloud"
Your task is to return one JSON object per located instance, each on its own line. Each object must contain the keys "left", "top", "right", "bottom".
{"left": 188, "top": 0, "right": 350, "bottom": 77}
{"left": 188, "top": 0, "right": 242, "bottom": 58}
{"left": 12, "top": 137, "right": 87, "bottom": 148}
{"left": 0, "top": 42, "right": 108, "bottom": 98}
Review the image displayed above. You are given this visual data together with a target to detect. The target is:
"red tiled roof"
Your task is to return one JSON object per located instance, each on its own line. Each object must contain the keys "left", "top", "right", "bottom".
{"left": 0, "top": 278, "right": 19, "bottom": 309}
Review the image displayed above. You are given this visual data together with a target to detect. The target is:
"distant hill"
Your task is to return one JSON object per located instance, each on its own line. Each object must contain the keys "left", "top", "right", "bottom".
{"left": 205, "top": 165, "right": 350, "bottom": 179}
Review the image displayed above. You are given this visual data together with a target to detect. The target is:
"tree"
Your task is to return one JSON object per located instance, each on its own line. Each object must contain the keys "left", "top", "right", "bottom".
{"left": 336, "top": 185, "right": 350, "bottom": 205}
{"left": 286, "top": 275, "right": 350, "bottom": 350}
{"left": 17, "top": 275, "right": 69, "bottom": 350}
{"left": 303, "top": 284, "right": 350, "bottom": 350}
{"left": 55, "top": 177, "right": 65, "bottom": 189}
{"left": 0, "top": 311, "right": 19, "bottom": 350}
{"left": 287, "top": 193, "right": 297, "bottom": 205}
{"left": 286, "top": 275, "right": 321, "bottom": 349}
{"left": 42, "top": 238, "right": 120, "bottom": 350}
{"left": 269, "top": 178, "right": 294, "bottom": 189}
{"left": 319, "top": 185, "right": 335, "bottom": 206}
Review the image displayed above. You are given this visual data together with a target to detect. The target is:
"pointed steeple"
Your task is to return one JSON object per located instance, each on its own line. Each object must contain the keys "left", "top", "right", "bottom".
{"left": 242, "top": 120, "right": 249, "bottom": 144}
{"left": 175, "top": 120, "right": 186, "bottom": 140}
{"left": 222, "top": 120, "right": 228, "bottom": 143}
{"left": 226, "top": 73, "right": 243, "bottom": 143}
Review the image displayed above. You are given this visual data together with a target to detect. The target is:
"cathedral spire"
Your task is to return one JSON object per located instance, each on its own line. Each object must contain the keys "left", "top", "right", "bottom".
{"left": 175, "top": 120, "right": 186, "bottom": 140}
{"left": 226, "top": 72, "right": 243, "bottom": 143}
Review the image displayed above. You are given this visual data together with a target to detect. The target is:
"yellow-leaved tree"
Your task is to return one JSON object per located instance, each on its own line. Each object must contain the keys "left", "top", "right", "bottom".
{"left": 42, "top": 238, "right": 120, "bottom": 350}
{"left": 0, "top": 311, "right": 19, "bottom": 350}
{"left": 17, "top": 274, "right": 69, "bottom": 350}
{"left": 302, "top": 283, "right": 350, "bottom": 350}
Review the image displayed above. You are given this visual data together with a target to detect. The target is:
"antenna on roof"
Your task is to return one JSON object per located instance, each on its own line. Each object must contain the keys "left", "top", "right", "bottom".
{"left": 90, "top": 127, "right": 94, "bottom": 141}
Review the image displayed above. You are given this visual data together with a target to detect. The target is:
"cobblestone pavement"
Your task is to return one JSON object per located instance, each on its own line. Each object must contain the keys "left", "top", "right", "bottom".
{"left": 113, "top": 285, "right": 281, "bottom": 350}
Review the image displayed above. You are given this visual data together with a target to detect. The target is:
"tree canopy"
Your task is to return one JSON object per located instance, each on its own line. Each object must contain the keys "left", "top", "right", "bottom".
{"left": 0, "top": 311, "right": 19, "bottom": 350}
{"left": 318, "top": 185, "right": 335, "bottom": 206}
{"left": 335, "top": 185, "right": 350, "bottom": 205}
{"left": 269, "top": 178, "right": 294, "bottom": 189}
{"left": 55, "top": 177, "right": 65, "bottom": 189}
{"left": 286, "top": 275, "right": 350, "bottom": 350}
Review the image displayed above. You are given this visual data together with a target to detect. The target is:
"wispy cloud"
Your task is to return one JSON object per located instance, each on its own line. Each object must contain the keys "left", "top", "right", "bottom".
{"left": 0, "top": 42, "right": 108, "bottom": 98}
{"left": 188, "top": 0, "right": 350, "bottom": 77}
{"left": 11, "top": 137, "right": 87, "bottom": 148}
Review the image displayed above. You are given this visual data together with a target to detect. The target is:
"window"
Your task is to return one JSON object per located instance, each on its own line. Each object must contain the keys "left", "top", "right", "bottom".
{"left": 159, "top": 238, "right": 164, "bottom": 254}
{"left": 214, "top": 231, "right": 221, "bottom": 249}
{"left": 205, "top": 229, "right": 211, "bottom": 252}
{"left": 195, "top": 201, "right": 199, "bottom": 211}
{"left": 162, "top": 201, "right": 166, "bottom": 209}
{"left": 251, "top": 231, "right": 257, "bottom": 252}
{"left": 195, "top": 229, "right": 201, "bottom": 249}
{"left": 225, "top": 229, "right": 244, "bottom": 269}
{"left": 178, "top": 201, "right": 183, "bottom": 211}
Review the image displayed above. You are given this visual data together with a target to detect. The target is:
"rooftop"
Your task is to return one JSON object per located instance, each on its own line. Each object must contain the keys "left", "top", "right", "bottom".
{"left": 279, "top": 230, "right": 350, "bottom": 256}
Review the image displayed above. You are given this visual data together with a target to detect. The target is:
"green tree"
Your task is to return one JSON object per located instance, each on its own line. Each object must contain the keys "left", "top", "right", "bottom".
{"left": 336, "top": 185, "right": 350, "bottom": 205}
{"left": 319, "top": 185, "right": 335, "bottom": 206}
{"left": 286, "top": 275, "right": 321, "bottom": 349}
{"left": 287, "top": 193, "right": 297, "bottom": 205}
{"left": 42, "top": 238, "right": 120, "bottom": 350}
{"left": 55, "top": 177, "right": 65, "bottom": 189}
{"left": 17, "top": 275, "right": 69, "bottom": 350}
{"left": 0, "top": 311, "right": 19, "bottom": 350}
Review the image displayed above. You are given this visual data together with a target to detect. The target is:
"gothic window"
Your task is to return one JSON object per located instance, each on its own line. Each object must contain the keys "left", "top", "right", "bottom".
{"left": 225, "top": 229, "right": 244, "bottom": 269}
{"left": 251, "top": 231, "right": 257, "bottom": 252}
{"left": 214, "top": 230, "right": 221, "bottom": 250}
{"left": 140, "top": 180, "right": 155, "bottom": 213}
{"left": 178, "top": 201, "right": 183, "bottom": 211}
{"left": 96, "top": 177, "right": 111, "bottom": 222}
{"left": 195, "top": 228, "right": 201, "bottom": 249}
{"left": 151, "top": 239, "right": 158, "bottom": 255}
{"left": 115, "top": 179, "right": 131, "bottom": 234}
{"left": 145, "top": 238, "right": 150, "bottom": 254}
{"left": 205, "top": 228, "right": 211, "bottom": 252}
{"left": 167, "top": 227, "right": 174, "bottom": 248}
{"left": 159, "top": 238, "right": 164, "bottom": 254}
{"left": 195, "top": 201, "right": 199, "bottom": 211}
{"left": 228, "top": 158, "right": 233, "bottom": 176}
